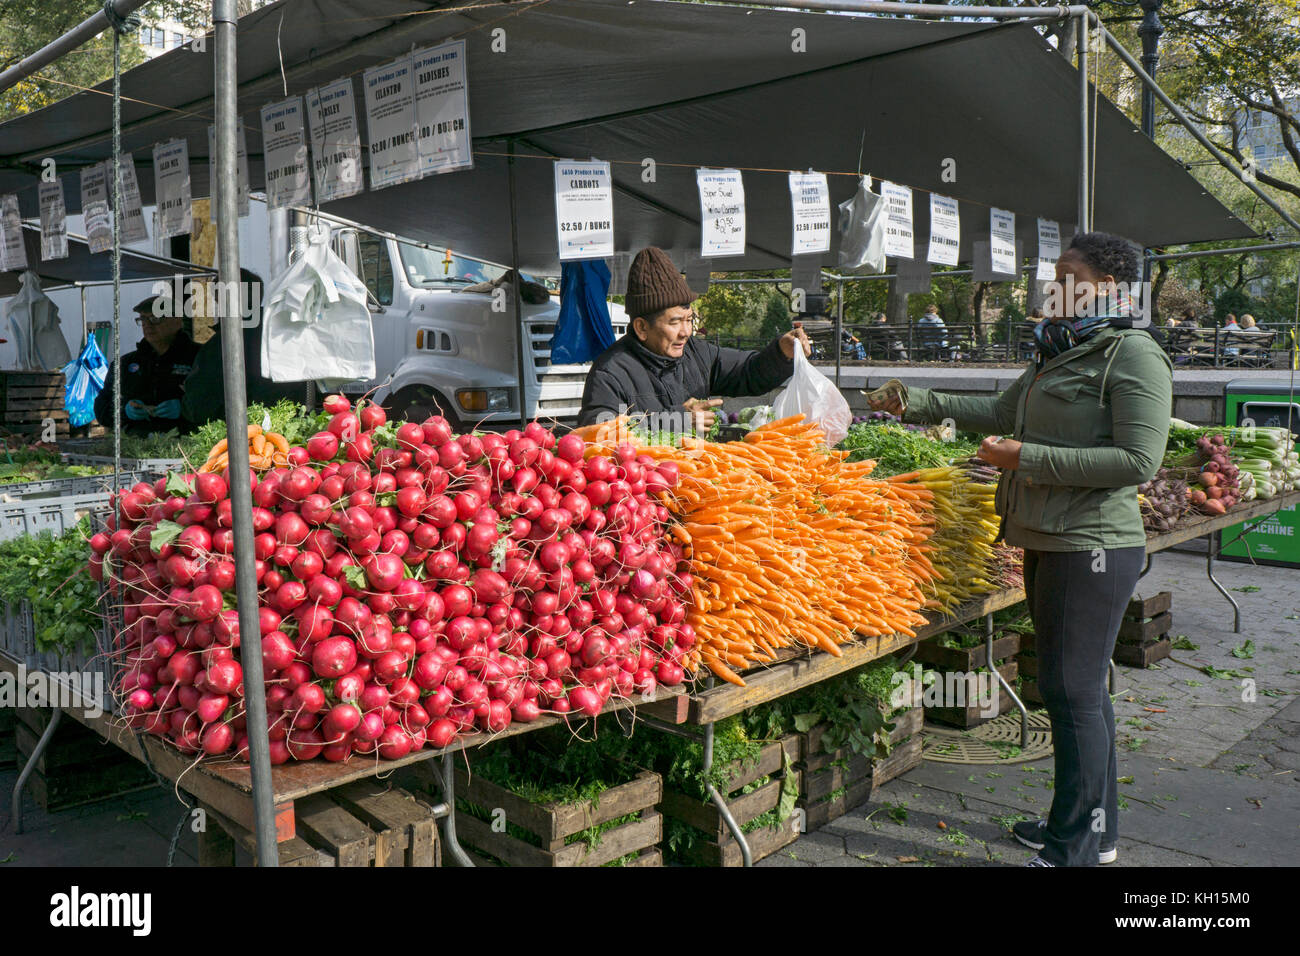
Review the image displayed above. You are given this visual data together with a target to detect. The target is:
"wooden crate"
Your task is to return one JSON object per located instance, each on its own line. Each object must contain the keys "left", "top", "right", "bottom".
{"left": 0, "top": 709, "right": 14, "bottom": 769}
{"left": 1113, "top": 637, "right": 1172, "bottom": 668}
{"left": 202, "top": 781, "right": 442, "bottom": 867}
{"left": 797, "top": 707, "right": 924, "bottom": 829}
{"left": 455, "top": 767, "right": 663, "bottom": 867}
{"left": 658, "top": 734, "right": 803, "bottom": 867}
{"left": 14, "top": 707, "right": 155, "bottom": 811}
{"left": 913, "top": 633, "right": 1020, "bottom": 671}
{"left": 1, "top": 372, "right": 71, "bottom": 437}
{"left": 926, "top": 661, "right": 1019, "bottom": 729}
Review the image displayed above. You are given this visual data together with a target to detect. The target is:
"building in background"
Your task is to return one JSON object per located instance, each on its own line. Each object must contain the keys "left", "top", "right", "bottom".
{"left": 136, "top": 1, "right": 273, "bottom": 59}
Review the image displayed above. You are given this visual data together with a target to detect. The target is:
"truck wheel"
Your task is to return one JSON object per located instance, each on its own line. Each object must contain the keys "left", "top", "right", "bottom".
{"left": 387, "top": 386, "right": 460, "bottom": 430}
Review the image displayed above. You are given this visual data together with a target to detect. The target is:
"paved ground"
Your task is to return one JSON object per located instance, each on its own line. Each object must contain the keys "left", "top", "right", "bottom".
{"left": 760, "top": 549, "right": 1300, "bottom": 867}
{"left": 1, "top": 549, "right": 1295, "bottom": 868}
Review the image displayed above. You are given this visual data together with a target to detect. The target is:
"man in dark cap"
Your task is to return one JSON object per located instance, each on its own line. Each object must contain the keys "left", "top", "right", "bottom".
{"left": 94, "top": 291, "right": 199, "bottom": 433}
{"left": 577, "top": 247, "right": 810, "bottom": 430}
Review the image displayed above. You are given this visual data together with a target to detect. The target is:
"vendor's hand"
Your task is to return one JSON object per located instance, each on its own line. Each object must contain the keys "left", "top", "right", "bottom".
{"left": 866, "top": 391, "right": 905, "bottom": 417}
{"left": 780, "top": 326, "right": 812, "bottom": 360}
{"left": 124, "top": 400, "right": 150, "bottom": 422}
{"left": 976, "top": 436, "right": 1022, "bottom": 470}
{"left": 153, "top": 399, "right": 181, "bottom": 420}
{"left": 683, "top": 397, "right": 724, "bottom": 433}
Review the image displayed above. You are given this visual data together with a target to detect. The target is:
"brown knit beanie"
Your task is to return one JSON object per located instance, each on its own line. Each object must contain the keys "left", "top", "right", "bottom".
{"left": 623, "top": 247, "right": 697, "bottom": 320}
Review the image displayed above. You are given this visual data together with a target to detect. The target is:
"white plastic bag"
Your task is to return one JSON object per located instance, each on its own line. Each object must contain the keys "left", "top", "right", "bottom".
{"left": 260, "top": 224, "right": 375, "bottom": 386}
{"left": 5, "top": 271, "right": 72, "bottom": 370}
{"left": 772, "top": 343, "right": 852, "bottom": 445}
{"left": 836, "top": 176, "right": 886, "bottom": 274}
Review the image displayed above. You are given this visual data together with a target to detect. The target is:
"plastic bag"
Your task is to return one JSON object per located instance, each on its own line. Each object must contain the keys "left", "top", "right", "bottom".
{"left": 771, "top": 344, "right": 852, "bottom": 445}
{"left": 836, "top": 177, "right": 886, "bottom": 274}
{"left": 551, "top": 259, "right": 616, "bottom": 365}
{"left": 62, "top": 335, "right": 109, "bottom": 427}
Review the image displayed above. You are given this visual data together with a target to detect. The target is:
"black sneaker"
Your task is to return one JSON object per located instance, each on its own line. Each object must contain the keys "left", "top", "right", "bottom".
{"left": 1025, "top": 855, "right": 1056, "bottom": 867}
{"left": 1012, "top": 819, "right": 1117, "bottom": 864}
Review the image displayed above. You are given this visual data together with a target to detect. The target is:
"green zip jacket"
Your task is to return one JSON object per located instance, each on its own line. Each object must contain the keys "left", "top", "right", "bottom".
{"left": 903, "top": 327, "right": 1173, "bottom": 552}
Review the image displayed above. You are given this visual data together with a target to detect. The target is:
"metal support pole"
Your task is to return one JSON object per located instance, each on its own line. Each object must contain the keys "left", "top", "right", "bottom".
{"left": 0, "top": 0, "right": 151, "bottom": 96}
{"left": 1138, "top": 0, "right": 1163, "bottom": 140}
{"left": 834, "top": 277, "right": 844, "bottom": 388}
{"left": 436, "top": 753, "right": 475, "bottom": 866}
{"left": 213, "top": 0, "right": 277, "bottom": 867}
{"left": 985, "top": 612, "right": 1027, "bottom": 748}
{"left": 111, "top": 30, "right": 122, "bottom": 493}
{"left": 12, "top": 707, "right": 62, "bottom": 834}
{"left": 1077, "top": 12, "right": 1091, "bottom": 234}
{"left": 507, "top": 140, "right": 529, "bottom": 430}
{"left": 703, "top": 716, "right": 753, "bottom": 866}
{"left": 1205, "top": 533, "right": 1242, "bottom": 633}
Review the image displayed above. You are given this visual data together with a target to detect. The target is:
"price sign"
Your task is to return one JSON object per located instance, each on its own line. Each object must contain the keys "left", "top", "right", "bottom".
{"left": 927, "top": 193, "right": 960, "bottom": 266}
{"left": 260, "top": 97, "right": 312, "bottom": 208}
{"left": 789, "top": 171, "right": 831, "bottom": 256}
{"left": 413, "top": 40, "right": 473, "bottom": 176}
{"left": 697, "top": 168, "right": 746, "bottom": 258}
{"left": 307, "top": 78, "right": 364, "bottom": 201}
{"left": 152, "top": 139, "right": 192, "bottom": 240}
{"left": 555, "top": 160, "right": 614, "bottom": 260}
{"left": 39, "top": 180, "right": 67, "bottom": 261}
{"left": 1036, "top": 218, "right": 1061, "bottom": 281}
{"left": 363, "top": 59, "right": 420, "bottom": 190}
{"left": 990, "top": 207, "right": 1018, "bottom": 277}
{"left": 879, "top": 181, "right": 914, "bottom": 259}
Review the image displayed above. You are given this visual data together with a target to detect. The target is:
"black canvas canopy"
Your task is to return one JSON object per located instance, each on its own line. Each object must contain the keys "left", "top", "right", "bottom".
{"left": 0, "top": 0, "right": 1255, "bottom": 275}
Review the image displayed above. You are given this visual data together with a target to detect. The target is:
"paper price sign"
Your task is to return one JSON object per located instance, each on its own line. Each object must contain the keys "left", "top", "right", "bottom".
{"left": 153, "top": 139, "right": 193, "bottom": 240}
{"left": 80, "top": 164, "right": 112, "bottom": 254}
{"left": 364, "top": 59, "right": 420, "bottom": 190}
{"left": 555, "top": 161, "right": 614, "bottom": 260}
{"left": 880, "top": 181, "right": 914, "bottom": 259}
{"left": 927, "top": 193, "right": 960, "bottom": 266}
{"left": 413, "top": 40, "right": 473, "bottom": 176}
{"left": 697, "top": 168, "right": 746, "bottom": 258}
{"left": 113, "top": 155, "right": 149, "bottom": 244}
{"left": 39, "top": 180, "right": 67, "bottom": 261}
{"left": 307, "top": 78, "right": 364, "bottom": 201}
{"left": 1036, "top": 218, "right": 1061, "bottom": 281}
{"left": 788, "top": 171, "right": 831, "bottom": 256}
{"left": 260, "top": 97, "right": 312, "bottom": 209}
{"left": 989, "top": 207, "right": 1018, "bottom": 276}
{"left": 207, "top": 122, "right": 250, "bottom": 220}
{"left": 0, "top": 195, "right": 26, "bottom": 272}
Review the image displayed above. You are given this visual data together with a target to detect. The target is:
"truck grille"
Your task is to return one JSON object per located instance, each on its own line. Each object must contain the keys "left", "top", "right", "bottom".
{"left": 527, "top": 318, "right": 627, "bottom": 384}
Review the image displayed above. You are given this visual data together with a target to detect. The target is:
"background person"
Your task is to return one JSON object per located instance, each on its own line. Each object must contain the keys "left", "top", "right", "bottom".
{"left": 868, "top": 231, "right": 1172, "bottom": 867}
{"left": 94, "top": 293, "right": 198, "bottom": 434}
{"left": 578, "top": 247, "right": 809, "bottom": 432}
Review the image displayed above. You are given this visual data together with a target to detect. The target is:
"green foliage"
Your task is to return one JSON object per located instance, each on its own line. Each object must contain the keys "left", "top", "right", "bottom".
{"left": 836, "top": 422, "right": 981, "bottom": 476}
{"left": 0, "top": 448, "right": 102, "bottom": 485}
{"left": 0, "top": 518, "right": 101, "bottom": 655}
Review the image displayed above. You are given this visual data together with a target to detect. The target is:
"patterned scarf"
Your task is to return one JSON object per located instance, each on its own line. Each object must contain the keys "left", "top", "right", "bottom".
{"left": 1034, "top": 292, "right": 1136, "bottom": 366}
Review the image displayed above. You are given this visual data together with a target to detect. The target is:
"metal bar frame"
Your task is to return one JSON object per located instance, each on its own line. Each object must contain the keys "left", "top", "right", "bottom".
{"left": 11, "top": 707, "right": 62, "bottom": 834}
{"left": 986, "top": 612, "right": 1028, "bottom": 748}
{"left": 0, "top": 0, "right": 152, "bottom": 96}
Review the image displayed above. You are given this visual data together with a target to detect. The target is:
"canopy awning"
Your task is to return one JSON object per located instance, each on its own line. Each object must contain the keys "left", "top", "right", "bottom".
{"left": 0, "top": 0, "right": 1255, "bottom": 275}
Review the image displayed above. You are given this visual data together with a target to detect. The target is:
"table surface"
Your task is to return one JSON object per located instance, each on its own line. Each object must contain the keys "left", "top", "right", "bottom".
{"left": 8, "top": 490, "right": 1296, "bottom": 819}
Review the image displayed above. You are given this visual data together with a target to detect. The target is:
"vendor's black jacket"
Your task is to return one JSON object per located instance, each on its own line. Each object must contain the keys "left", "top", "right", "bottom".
{"left": 577, "top": 333, "right": 793, "bottom": 427}
{"left": 94, "top": 333, "right": 199, "bottom": 433}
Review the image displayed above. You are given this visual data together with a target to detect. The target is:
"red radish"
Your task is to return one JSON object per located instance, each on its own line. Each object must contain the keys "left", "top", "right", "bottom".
{"left": 312, "top": 636, "right": 358, "bottom": 679}
{"left": 194, "top": 473, "right": 227, "bottom": 504}
{"left": 262, "top": 632, "right": 296, "bottom": 672}
{"left": 205, "top": 659, "right": 242, "bottom": 695}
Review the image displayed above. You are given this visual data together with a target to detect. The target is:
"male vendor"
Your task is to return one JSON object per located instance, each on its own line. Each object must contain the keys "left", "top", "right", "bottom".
{"left": 578, "top": 247, "right": 810, "bottom": 430}
{"left": 94, "top": 293, "right": 198, "bottom": 433}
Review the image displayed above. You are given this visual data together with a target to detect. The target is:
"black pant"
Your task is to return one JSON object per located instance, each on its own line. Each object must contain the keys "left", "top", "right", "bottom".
{"left": 1023, "top": 546, "right": 1145, "bottom": 867}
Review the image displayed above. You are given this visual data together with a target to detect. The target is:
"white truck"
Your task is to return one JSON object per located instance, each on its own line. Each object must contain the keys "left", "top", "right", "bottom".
{"left": 322, "top": 216, "right": 627, "bottom": 430}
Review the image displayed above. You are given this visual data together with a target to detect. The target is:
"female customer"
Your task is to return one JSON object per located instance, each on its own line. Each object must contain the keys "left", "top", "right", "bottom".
{"left": 869, "top": 232, "right": 1172, "bottom": 866}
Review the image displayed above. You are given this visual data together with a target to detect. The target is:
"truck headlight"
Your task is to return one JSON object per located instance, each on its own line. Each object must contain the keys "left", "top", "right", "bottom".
{"left": 457, "top": 388, "right": 511, "bottom": 412}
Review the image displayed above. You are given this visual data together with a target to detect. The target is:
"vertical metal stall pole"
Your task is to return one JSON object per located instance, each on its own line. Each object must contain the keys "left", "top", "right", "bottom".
{"left": 835, "top": 277, "right": 844, "bottom": 387}
{"left": 986, "top": 612, "right": 1027, "bottom": 748}
{"left": 699, "top": 677, "right": 752, "bottom": 866}
{"left": 508, "top": 140, "right": 529, "bottom": 431}
{"left": 1076, "top": 11, "right": 1091, "bottom": 234}
{"left": 111, "top": 28, "right": 123, "bottom": 490}
{"left": 437, "top": 753, "right": 474, "bottom": 866}
{"left": 213, "top": 0, "right": 278, "bottom": 866}
{"left": 1205, "top": 532, "right": 1242, "bottom": 633}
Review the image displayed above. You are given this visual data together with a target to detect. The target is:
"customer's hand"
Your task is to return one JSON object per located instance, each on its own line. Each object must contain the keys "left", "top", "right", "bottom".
{"left": 153, "top": 399, "right": 181, "bottom": 420}
{"left": 683, "top": 397, "right": 723, "bottom": 433}
{"left": 977, "top": 436, "right": 1022, "bottom": 470}
{"left": 780, "top": 326, "right": 812, "bottom": 360}
{"left": 124, "top": 400, "right": 150, "bottom": 422}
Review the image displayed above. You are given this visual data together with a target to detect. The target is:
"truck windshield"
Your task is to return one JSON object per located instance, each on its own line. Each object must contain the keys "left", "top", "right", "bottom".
{"left": 398, "top": 242, "right": 542, "bottom": 288}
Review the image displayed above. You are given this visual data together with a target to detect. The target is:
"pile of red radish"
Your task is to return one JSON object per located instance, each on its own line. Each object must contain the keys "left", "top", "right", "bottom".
{"left": 87, "top": 396, "right": 692, "bottom": 764}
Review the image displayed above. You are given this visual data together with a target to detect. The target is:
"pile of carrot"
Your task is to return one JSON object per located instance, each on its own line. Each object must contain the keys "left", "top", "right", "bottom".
{"left": 887, "top": 465, "right": 1001, "bottom": 613}
{"left": 651, "top": 415, "right": 937, "bottom": 686}
{"left": 198, "top": 424, "right": 290, "bottom": 473}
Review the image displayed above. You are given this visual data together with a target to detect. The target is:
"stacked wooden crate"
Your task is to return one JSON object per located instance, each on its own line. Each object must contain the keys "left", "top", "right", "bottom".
{"left": 915, "top": 629, "right": 1020, "bottom": 728}
{"left": 1, "top": 372, "right": 70, "bottom": 439}
{"left": 796, "top": 704, "right": 924, "bottom": 829}
{"left": 1112, "top": 592, "right": 1174, "bottom": 668}
{"left": 657, "top": 733, "right": 803, "bottom": 867}
{"left": 454, "top": 767, "right": 663, "bottom": 867}
{"left": 13, "top": 707, "right": 155, "bottom": 811}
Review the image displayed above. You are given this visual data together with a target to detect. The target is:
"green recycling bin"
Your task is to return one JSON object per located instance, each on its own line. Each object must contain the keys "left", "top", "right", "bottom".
{"left": 1221, "top": 380, "right": 1300, "bottom": 568}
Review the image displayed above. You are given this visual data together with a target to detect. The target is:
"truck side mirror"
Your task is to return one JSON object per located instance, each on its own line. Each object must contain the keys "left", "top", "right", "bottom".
{"left": 333, "top": 228, "right": 363, "bottom": 280}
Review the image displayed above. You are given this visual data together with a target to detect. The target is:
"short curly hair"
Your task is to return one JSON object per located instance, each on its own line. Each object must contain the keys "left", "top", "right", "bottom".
{"left": 1065, "top": 231, "right": 1140, "bottom": 284}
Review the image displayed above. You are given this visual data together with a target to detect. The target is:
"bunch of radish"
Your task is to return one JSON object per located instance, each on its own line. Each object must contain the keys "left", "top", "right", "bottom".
{"left": 87, "top": 396, "right": 692, "bottom": 764}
